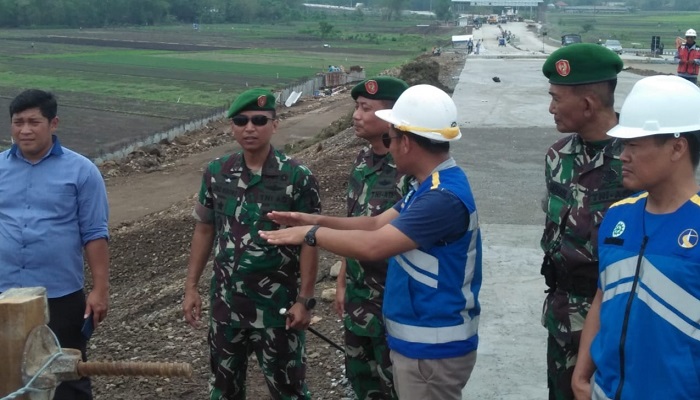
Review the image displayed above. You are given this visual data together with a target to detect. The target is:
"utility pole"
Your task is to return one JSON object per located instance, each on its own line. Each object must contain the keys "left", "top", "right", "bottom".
{"left": 542, "top": 30, "right": 547, "bottom": 53}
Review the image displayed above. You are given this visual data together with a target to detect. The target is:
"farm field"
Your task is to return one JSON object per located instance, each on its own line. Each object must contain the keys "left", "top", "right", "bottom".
{"left": 0, "top": 17, "right": 459, "bottom": 157}
{"left": 545, "top": 11, "right": 700, "bottom": 50}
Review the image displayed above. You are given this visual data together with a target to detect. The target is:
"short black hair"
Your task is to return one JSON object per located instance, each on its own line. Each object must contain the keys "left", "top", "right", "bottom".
{"left": 394, "top": 127, "right": 450, "bottom": 154}
{"left": 654, "top": 130, "right": 700, "bottom": 169}
{"left": 9, "top": 89, "right": 57, "bottom": 120}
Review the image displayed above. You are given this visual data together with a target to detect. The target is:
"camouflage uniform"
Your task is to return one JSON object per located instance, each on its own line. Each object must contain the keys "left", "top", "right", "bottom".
{"left": 196, "top": 147, "right": 321, "bottom": 400}
{"left": 344, "top": 148, "right": 409, "bottom": 400}
{"left": 540, "top": 134, "right": 631, "bottom": 400}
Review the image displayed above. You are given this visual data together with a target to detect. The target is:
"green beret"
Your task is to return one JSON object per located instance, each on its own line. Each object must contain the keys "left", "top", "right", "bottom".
{"left": 226, "top": 88, "right": 276, "bottom": 118}
{"left": 351, "top": 76, "right": 409, "bottom": 101}
{"left": 542, "top": 43, "right": 623, "bottom": 85}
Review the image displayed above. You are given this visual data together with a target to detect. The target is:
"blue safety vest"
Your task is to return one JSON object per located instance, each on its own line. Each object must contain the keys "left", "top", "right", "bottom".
{"left": 383, "top": 166, "right": 482, "bottom": 359}
{"left": 591, "top": 192, "right": 700, "bottom": 399}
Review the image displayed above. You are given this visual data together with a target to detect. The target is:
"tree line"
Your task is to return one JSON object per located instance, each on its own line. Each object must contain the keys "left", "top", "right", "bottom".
{"left": 555, "top": 0, "right": 700, "bottom": 11}
{"left": 0, "top": 0, "right": 460, "bottom": 28}
{"left": 7, "top": 0, "right": 693, "bottom": 29}
{"left": 0, "top": 0, "right": 306, "bottom": 28}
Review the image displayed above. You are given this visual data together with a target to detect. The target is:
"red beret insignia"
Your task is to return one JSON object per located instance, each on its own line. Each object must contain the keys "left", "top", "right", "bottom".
{"left": 555, "top": 60, "right": 571, "bottom": 77}
{"left": 257, "top": 95, "right": 267, "bottom": 108}
{"left": 365, "top": 80, "right": 378, "bottom": 95}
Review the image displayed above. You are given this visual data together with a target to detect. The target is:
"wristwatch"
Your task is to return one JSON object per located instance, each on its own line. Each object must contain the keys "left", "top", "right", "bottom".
{"left": 297, "top": 295, "right": 317, "bottom": 311}
{"left": 304, "top": 225, "right": 321, "bottom": 247}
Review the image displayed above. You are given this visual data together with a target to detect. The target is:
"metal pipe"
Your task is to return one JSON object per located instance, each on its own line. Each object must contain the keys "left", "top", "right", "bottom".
{"left": 307, "top": 326, "right": 345, "bottom": 352}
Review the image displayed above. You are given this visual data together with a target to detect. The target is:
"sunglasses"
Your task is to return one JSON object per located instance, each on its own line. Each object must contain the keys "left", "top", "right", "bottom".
{"left": 382, "top": 132, "right": 401, "bottom": 149}
{"left": 231, "top": 114, "right": 275, "bottom": 127}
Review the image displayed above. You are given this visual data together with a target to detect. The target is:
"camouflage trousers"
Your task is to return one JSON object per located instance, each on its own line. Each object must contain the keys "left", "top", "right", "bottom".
{"left": 542, "top": 290, "right": 591, "bottom": 400}
{"left": 546, "top": 333, "right": 581, "bottom": 400}
{"left": 344, "top": 329, "right": 397, "bottom": 400}
{"left": 208, "top": 325, "right": 309, "bottom": 400}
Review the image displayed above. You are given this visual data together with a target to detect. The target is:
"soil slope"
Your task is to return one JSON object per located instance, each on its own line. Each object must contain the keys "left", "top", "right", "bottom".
{"left": 88, "top": 52, "right": 466, "bottom": 400}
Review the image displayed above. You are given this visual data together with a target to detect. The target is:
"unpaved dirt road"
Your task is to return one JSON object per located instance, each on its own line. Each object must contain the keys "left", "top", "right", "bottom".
{"left": 88, "top": 22, "right": 681, "bottom": 400}
{"left": 88, "top": 52, "right": 468, "bottom": 400}
{"left": 106, "top": 95, "right": 354, "bottom": 226}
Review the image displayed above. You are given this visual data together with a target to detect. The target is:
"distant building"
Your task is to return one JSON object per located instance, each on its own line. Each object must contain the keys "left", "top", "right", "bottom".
{"left": 452, "top": 0, "right": 546, "bottom": 21}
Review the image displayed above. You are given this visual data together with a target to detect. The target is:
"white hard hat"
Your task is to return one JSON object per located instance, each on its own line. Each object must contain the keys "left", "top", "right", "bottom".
{"left": 686, "top": 28, "right": 697, "bottom": 37}
{"left": 607, "top": 75, "right": 700, "bottom": 139}
{"left": 375, "top": 84, "right": 461, "bottom": 142}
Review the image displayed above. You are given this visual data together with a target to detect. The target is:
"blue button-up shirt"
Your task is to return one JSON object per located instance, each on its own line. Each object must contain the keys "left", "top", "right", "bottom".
{"left": 0, "top": 136, "right": 109, "bottom": 298}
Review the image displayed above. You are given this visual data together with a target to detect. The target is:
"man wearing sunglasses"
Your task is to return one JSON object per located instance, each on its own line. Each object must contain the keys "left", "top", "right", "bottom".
{"left": 260, "top": 84, "right": 482, "bottom": 400}
{"left": 182, "top": 88, "right": 322, "bottom": 400}
{"left": 327, "top": 76, "right": 409, "bottom": 400}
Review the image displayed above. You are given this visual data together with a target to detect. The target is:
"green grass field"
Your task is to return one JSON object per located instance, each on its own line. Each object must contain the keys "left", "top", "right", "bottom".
{"left": 545, "top": 11, "right": 700, "bottom": 49}
{"left": 0, "top": 18, "right": 456, "bottom": 109}
{"left": 0, "top": 16, "right": 459, "bottom": 157}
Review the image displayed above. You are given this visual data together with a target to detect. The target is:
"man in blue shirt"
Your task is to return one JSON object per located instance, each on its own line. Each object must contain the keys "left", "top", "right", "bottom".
{"left": 260, "top": 84, "right": 482, "bottom": 400}
{"left": 573, "top": 76, "right": 700, "bottom": 399}
{"left": 0, "top": 89, "right": 110, "bottom": 400}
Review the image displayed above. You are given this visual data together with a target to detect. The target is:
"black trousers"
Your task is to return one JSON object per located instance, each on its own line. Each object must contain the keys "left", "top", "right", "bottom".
{"left": 48, "top": 290, "right": 93, "bottom": 400}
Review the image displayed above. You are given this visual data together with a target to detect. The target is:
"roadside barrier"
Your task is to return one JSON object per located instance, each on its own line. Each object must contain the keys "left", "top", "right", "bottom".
{"left": 92, "top": 70, "right": 365, "bottom": 165}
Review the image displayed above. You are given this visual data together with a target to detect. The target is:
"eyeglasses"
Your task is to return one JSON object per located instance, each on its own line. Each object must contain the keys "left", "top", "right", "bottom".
{"left": 382, "top": 133, "right": 401, "bottom": 149}
{"left": 231, "top": 114, "right": 275, "bottom": 127}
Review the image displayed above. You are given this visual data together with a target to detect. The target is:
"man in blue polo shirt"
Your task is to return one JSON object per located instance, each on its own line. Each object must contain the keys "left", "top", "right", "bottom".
{"left": 573, "top": 76, "right": 700, "bottom": 399}
{"left": 0, "top": 89, "right": 110, "bottom": 400}
{"left": 260, "top": 84, "right": 482, "bottom": 400}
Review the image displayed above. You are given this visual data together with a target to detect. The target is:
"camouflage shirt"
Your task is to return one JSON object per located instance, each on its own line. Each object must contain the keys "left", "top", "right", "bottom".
{"left": 540, "top": 134, "right": 631, "bottom": 341}
{"left": 197, "top": 147, "right": 321, "bottom": 329}
{"left": 344, "top": 147, "right": 410, "bottom": 336}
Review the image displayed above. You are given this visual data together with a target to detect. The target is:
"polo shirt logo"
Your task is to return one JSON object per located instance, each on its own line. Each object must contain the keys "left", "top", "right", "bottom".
{"left": 365, "top": 80, "right": 378, "bottom": 95}
{"left": 556, "top": 60, "right": 571, "bottom": 77}
{"left": 612, "top": 221, "right": 625, "bottom": 237}
{"left": 678, "top": 228, "right": 699, "bottom": 248}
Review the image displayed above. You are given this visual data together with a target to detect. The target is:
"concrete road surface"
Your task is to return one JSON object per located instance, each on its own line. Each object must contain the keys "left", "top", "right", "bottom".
{"left": 450, "top": 21, "right": 647, "bottom": 400}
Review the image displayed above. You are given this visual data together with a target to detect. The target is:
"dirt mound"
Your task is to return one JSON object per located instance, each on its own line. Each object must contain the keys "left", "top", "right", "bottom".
{"left": 86, "top": 51, "right": 467, "bottom": 400}
{"left": 399, "top": 56, "right": 453, "bottom": 93}
{"left": 624, "top": 67, "right": 674, "bottom": 77}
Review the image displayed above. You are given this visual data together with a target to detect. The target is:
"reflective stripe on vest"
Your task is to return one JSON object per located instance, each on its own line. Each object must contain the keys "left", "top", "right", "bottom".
{"left": 395, "top": 249, "right": 439, "bottom": 288}
{"left": 601, "top": 256, "right": 700, "bottom": 342}
{"left": 677, "top": 46, "right": 700, "bottom": 75}
{"left": 592, "top": 381, "right": 612, "bottom": 400}
{"left": 384, "top": 315, "right": 479, "bottom": 344}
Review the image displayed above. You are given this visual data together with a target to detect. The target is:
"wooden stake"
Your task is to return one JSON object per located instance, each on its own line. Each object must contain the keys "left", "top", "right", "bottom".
{"left": 0, "top": 287, "right": 49, "bottom": 399}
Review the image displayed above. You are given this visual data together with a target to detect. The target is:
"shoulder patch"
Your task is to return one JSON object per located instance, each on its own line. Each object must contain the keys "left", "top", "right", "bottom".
{"left": 430, "top": 171, "right": 441, "bottom": 190}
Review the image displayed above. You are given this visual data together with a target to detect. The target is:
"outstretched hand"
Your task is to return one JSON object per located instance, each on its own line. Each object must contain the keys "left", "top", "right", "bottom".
{"left": 266, "top": 211, "right": 317, "bottom": 227}
{"left": 259, "top": 225, "right": 311, "bottom": 245}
